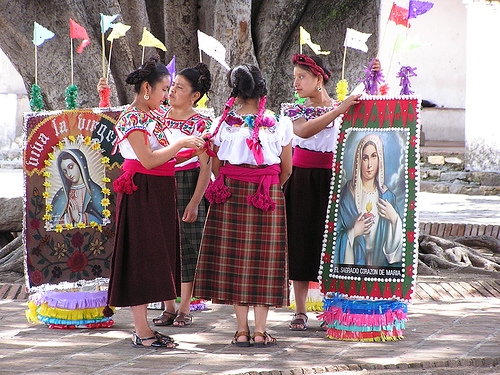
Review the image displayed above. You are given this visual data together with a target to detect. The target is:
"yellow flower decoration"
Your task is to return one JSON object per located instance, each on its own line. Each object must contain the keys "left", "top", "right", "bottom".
{"left": 103, "top": 209, "right": 111, "bottom": 218}
{"left": 42, "top": 191, "right": 50, "bottom": 198}
{"left": 101, "top": 156, "right": 110, "bottom": 164}
{"left": 57, "top": 141, "right": 64, "bottom": 149}
{"left": 77, "top": 222, "right": 86, "bottom": 229}
{"left": 90, "top": 221, "right": 98, "bottom": 228}
{"left": 55, "top": 224, "right": 64, "bottom": 233}
{"left": 45, "top": 204, "right": 53, "bottom": 212}
{"left": 48, "top": 153, "right": 55, "bottom": 160}
{"left": 90, "top": 238, "right": 105, "bottom": 256}
{"left": 42, "top": 181, "right": 51, "bottom": 188}
{"left": 97, "top": 225, "right": 103, "bottom": 232}
{"left": 91, "top": 143, "right": 100, "bottom": 150}
{"left": 43, "top": 214, "right": 52, "bottom": 221}
{"left": 103, "top": 177, "right": 111, "bottom": 183}
{"left": 43, "top": 171, "right": 51, "bottom": 178}
{"left": 102, "top": 187, "right": 111, "bottom": 195}
{"left": 68, "top": 135, "right": 76, "bottom": 142}
{"left": 44, "top": 160, "right": 52, "bottom": 166}
{"left": 54, "top": 242, "right": 68, "bottom": 259}
{"left": 101, "top": 198, "right": 110, "bottom": 207}
{"left": 65, "top": 223, "right": 74, "bottom": 230}
{"left": 336, "top": 79, "right": 349, "bottom": 101}
{"left": 84, "top": 136, "right": 92, "bottom": 145}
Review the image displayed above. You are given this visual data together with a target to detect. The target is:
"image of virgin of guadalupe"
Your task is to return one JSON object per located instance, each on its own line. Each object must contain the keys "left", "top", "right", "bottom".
{"left": 334, "top": 133, "right": 403, "bottom": 267}
{"left": 50, "top": 149, "right": 105, "bottom": 228}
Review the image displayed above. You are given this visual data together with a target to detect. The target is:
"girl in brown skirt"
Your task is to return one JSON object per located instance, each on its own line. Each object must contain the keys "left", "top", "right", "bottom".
{"left": 106, "top": 56, "right": 207, "bottom": 348}
{"left": 194, "top": 64, "right": 293, "bottom": 347}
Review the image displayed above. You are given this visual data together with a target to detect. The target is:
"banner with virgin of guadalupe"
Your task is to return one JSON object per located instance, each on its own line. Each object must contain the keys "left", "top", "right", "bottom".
{"left": 319, "top": 97, "right": 420, "bottom": 302}
{"left": 23, "top": 108, "right": 125, "bottom": 290}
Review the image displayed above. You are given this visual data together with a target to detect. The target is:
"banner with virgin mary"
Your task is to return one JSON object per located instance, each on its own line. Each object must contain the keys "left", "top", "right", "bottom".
{"left": 319, "top": 97, "right": 420, "bottom": 302}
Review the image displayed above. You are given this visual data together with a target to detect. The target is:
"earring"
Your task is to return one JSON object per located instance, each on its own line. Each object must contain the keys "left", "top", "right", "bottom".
{"left": 144, "top": 94, "right": 150, "bottom": 100}
{"left": 317, "top": 86, "right": 322, "bottom": 92}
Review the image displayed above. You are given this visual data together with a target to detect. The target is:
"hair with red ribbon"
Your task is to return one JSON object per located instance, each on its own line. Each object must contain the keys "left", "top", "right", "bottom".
{"left": 292, "top": 54, "right": 331, "bottom": 82}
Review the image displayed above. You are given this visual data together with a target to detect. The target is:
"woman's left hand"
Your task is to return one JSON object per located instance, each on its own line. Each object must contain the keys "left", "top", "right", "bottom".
{"left": 377, "top": 198, "right": 398, "bottom": 226}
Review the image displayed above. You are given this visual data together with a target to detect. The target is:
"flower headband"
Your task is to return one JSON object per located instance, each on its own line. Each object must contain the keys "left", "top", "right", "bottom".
{"left": 292, "top": 54, "right": 330, "bottom": 81}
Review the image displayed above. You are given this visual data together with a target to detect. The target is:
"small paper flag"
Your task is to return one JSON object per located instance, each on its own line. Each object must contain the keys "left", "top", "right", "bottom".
{"left": 107, "top": 23, "right": 131, "bottom": 41}
{"left": 389, "top": 3, "right": 409, "bottom": 27}
{"left": 343, "top": 28, "right": 371, "bottom": 53}
{"left": 299, "top": 26, "right": 330, "bottom": 55}
{"left": 69, "top": 19, "right": 90, "bottom": 53}
{"left": 139, "top": 27, "right": 167, "bottom": 51}
{"left": 197, "top": 30, "right": 230, "bottom": 70}
{"left": 166, "top": 55, "right": 176, "bottom": 80}
{"left": 409, "top": 0, "right": 434, "bottom": 19}
{"left": 100, "top": 14, "right": 118, "bottom": 34}
{"left": 393, "top": 33, "right": 422, "bottom": 52}
{"left": 33, "top": 22, "right": 55, "bottom": 47}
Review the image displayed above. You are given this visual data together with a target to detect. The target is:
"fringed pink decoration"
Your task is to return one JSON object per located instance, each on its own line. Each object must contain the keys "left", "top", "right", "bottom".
{"left": 113, "top": 170, "right": 138, "bottom": 194}
{"left": 205, "top": 174, "right": 231, "bottom": 203}
{"left": 246, "top": 174, "right": 276, "bottom": 211}
{"left": 99, "top": 87, "right": 111, "bottom": 108}
{"left": 320, "top": 306, "right": 407, "bottom": 327}
{"left": 48, "top": 320, "right": 114, "bottom": 330}
{"left": 29, "top": 291, "right": 108, "bottom": 310}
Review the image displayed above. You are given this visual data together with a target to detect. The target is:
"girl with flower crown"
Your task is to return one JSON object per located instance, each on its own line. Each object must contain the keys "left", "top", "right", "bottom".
{"left": 194, "top": 64, "right": 293, "bottom": 347}
{"left": 282, "top": 54, "right": 371, "bottom": 331}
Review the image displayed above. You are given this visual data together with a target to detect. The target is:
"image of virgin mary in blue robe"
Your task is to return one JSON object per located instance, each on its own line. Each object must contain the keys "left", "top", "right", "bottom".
{"left": 334, "top": 134, "right": 403, "bottom": 268}
{"left": 49, "top": 149, "right": 104, "bottom": 229}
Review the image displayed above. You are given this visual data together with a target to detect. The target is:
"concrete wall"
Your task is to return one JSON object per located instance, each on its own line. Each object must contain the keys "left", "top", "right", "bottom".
{"left": 379, "top": 0, "right": 467, "bottom": 142}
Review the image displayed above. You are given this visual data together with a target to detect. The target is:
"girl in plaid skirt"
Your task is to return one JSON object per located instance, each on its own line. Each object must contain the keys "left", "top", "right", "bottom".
{"left": 194, "top": 64, "right": 293, "bottom": 347}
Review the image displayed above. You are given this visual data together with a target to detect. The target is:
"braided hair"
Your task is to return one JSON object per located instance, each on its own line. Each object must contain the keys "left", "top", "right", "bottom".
{"left": 125, "top": 55, "right": 170, "bottom": 93}
{"left": 178, "top": 62, "right": 212, "bottom": 104}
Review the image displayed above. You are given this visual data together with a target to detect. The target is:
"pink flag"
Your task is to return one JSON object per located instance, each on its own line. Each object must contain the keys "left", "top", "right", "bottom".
{"left": 389, "top": 3, "right": 409, "bottom": 28}
{"left": 69, "top": 19, "right": 90, "bottom": 53}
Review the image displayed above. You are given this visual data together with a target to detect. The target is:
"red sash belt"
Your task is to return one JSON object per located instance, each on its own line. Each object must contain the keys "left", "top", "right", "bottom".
{"left": 113, "top": 159, "right": 176, "bottom": 194}
{"left": 293, "top": 146, "right": 333, "bottom": 169}
{"left": 205, "top": 164, "right": 281, "bottom": 211}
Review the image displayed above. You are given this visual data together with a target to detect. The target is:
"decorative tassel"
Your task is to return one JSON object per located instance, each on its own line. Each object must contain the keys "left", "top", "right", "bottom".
{"left": 113, "top": 170, "right": 138, "bottom": 195}
{"left": 336, "top": 79, "right": 349, "bottom": 101}
{"left": 396, "top": 65, "right": 418, "bottom": 95}
{"left": 247, "top": 191, "right": 276, "bottom": 211}
{"left": 205, "top": 174, "right": 231, "bottom": 204}
{"left": 65, "top": 84, "right": 78, "bottom": 109}
{"left": 102, "top": 305, "right": 114, "bottom": 318}
{"left": 99, "top": 86, "right": 111, "bottom": 108}
{"left": 361, "top": 59, "right": 385, "bottom": 95}
{"left": 29, "top": 84, "right": 44, "bottom": 112}
{"left": 379, "top": 83, "right": 390, "bottom": 95}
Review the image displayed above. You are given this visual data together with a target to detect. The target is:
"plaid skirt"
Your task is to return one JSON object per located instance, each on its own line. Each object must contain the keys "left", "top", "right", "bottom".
{"left": 194, "top": 177, "right": 288, "bottom": 307}
{"left": 284, "top": 166, "right": 332, "bottom": 281}
{"left": 175, "top": 168, "right": 208, "bottom": 283}
{"left": 107, "top": 173, "right": 181, "bottom": 307}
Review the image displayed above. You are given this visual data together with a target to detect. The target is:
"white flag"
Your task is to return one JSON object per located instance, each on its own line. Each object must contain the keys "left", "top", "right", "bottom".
{"left": 343, "top": 28, "right": 371, "bottom": 53}
{"left": 197, "top": 30, "right": 230, "bottom": 70}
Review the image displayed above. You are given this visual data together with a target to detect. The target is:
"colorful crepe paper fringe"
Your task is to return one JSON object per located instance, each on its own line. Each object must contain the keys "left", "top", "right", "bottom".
{"left": 361, "top": 59, "right": 385, "bottom": 95}
{"left": 65, "top": 84, "right": 78, "bottom": 109}
{"left": 175, "top": 297, "right": 209, "bottom": 311}
{"left": 396, "top": 66, "right": 418, "bottom": 95}
{"left": 294, "top": 92, "right": 306, "bottom": 104}
{"left": 336, "top": 79, "right": 348, "bottom": 101}
{"left": 319, "top": 295, "right": 407, "bottom": 341}
{"left": 29, "top": 84, "right": 44, "bottom": 112}
{"left": 26, "top": 290, "right": 114, "bottom": 329}
{"left": 289, "top": 281, "right": 324, "bottom": 312}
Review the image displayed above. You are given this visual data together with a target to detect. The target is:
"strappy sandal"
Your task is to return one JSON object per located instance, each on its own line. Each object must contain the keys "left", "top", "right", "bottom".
{"left": 252, "top": 331, "right": 277, "bottom": 348}
{"left": 289, "top": 312, "right": 308, "bottom": 331}
{"left": 152, "top": 310, "right": 176, "bottom": 326}
{"left": 231, "top": 331, "right": 251, "bottom": 347}
{"left": 133, "top": 330, "right": 175, "bottom": 344}
{"left": 173, "top": 311, "right": 192, "bottom": 327}
{"left": 132, "top": 332, "right": 177, "bottom": 349}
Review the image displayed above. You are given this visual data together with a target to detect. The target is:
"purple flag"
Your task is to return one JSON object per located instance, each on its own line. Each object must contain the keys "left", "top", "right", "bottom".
{"left": 166, "top": 55, "right": 176, "bottom": 81}
{"left": 409, "top": 0, "right": 434, "bottom": 19}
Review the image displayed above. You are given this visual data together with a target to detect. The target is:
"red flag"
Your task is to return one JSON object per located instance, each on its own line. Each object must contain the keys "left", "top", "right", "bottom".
{"left": 69, "top": 19, "right": 90, "bottom": 53}
{"left": 389, "top": 3, "right": 409, "bottom": 27}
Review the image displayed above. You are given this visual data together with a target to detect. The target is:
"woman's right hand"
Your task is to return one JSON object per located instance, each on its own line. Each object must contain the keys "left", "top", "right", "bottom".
{"left": 353, "top": 213, "right": 374, "bottom": 238}
{"left": 338, "top": 94, "right": 362, "bottom": 114}
{"left": 182, "top": 136, "right": 206, "bottom": 150}
{"left": 97, "top": 77, "right": 110, "bottom": 94}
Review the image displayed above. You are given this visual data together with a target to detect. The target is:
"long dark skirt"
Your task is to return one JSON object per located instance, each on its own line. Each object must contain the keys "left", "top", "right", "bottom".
{"left": 194, "top": 178, "right": 288, "bottom": 307}
{"left": 175, "top": 168, "right": 208, "bottom": 283}
{"left": 107, "top": 173, "right": 181, "bottom": 307}
{"left": 284, "top": 166, "right": 332, "bottom": 281}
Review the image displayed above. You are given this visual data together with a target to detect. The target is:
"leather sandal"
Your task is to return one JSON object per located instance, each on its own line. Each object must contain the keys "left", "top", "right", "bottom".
{"left": 289, "top": 312, "right": 308, "bottom": 331}
{"left": 173, "top": 311, "right": 192, "bottom": 327}
{"left": 152, "top": 310, "right": 177, "bottom": 326}
{"left": 252, "top": 331, "right": 277, "bottom": 348}
{"left": 231, "top": 331, "right": 251, "bottom": 347}
{"left": 133, "top": 330, "right": 175, "bottom": 344}
{"left": 132, "top": 332, "right": 177, "bottom": 348}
